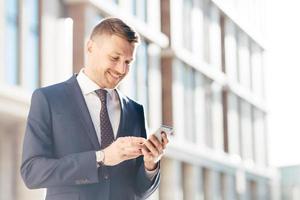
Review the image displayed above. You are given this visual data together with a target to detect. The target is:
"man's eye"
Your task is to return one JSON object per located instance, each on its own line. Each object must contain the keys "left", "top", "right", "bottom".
{"left": 111, "top": 57, "right": 119, "bottom": 61}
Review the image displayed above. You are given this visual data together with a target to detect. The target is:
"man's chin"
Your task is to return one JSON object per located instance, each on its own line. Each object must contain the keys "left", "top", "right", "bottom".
{"left": 106, "top": 81, "right": 120, "bottom": 89}
{"left": 105, "top": 76, "right": 122, "bottom": 89}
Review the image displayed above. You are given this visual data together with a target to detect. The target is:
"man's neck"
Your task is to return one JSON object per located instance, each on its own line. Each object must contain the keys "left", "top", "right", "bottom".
{"left": 83, "top": 67, "right": 105, "bottom": 88}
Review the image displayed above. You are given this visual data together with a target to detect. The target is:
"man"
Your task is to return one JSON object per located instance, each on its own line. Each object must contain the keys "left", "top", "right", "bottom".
{"left": 21, "top": 17, "right": 169, "bottom": 200}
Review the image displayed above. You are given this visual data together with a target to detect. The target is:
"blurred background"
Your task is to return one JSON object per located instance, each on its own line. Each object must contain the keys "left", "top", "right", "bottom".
{"left": 0, "top": 0, "right": 300, "bottom": 199}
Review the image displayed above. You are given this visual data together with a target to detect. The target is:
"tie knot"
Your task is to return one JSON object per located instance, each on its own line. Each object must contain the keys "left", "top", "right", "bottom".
{"left": 95, "top": 89, "right": 107, "bottom": 104}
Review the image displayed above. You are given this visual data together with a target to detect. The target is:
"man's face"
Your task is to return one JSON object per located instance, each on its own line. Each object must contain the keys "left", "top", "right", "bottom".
{"left": 86, "top": 34, "right": 136, "bottom": 89}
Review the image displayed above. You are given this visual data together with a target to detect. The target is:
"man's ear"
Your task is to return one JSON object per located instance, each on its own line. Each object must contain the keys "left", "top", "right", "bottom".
{"left": 86, "top": 40, "right": 93, "bottom": 53}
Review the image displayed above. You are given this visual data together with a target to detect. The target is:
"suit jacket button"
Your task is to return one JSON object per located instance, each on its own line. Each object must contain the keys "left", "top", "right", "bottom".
{"left": 104, "top": 175, "right": 109, "bottom": 180}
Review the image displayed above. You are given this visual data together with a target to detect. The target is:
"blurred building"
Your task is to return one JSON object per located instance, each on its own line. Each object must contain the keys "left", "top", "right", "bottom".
{"left": 0, "top": 0, "right": 280, "bottom": 200}
{"left": 280, "top": 165, "right": 300, "bottom": 200}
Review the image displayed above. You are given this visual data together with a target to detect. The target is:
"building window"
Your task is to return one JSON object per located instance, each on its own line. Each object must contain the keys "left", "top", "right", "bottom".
{"left": 172, "top": 59, "right": 185, "bottom": 141}
{"left": 159, "top": 158, "right": 184, "bottom": 200}
{"left": 203, "top": 1, "right": 222, "bottom": 70}
{"left": 112, "top": 0, "right": 119, "bottom": 4}
{"left": 211, "top": 82, "right": 224, "bottom": 151}
{"left": 119, "top": 60, "right": 137, "bottom": 101}
{"left": 88, "top": 14, "right": 104, "bottom": 36}
{"left": 212, "top": 171, "right": 224, "bottom": 200}
{"left": 237, "top": 31, "right": 251, "bottom": 89}
{"left": 5, "top": 0, "right": 19, "bottom": 86}
{"left": 240, "top": 101, "right": 254, "bottom": 162}
{"left": 183, "top": 65, "right": 196, "bottom": 142}
{"left": 182, "top": 163, "right": 198, "bottom": 200}
{"left": 246, "top": 180, "right": 258, "bottom": 200}
{"left": 194, "top": 72, "right": 207, "bottom": 146}
{"left": 203, "top": 168, "right": 212, "bottom": 200}
{"left": 23, "top": 0, "right": 40, "bottom": 91}
{"left": 200, "top": 79, "right": 224, "bottom": 150}
{"left": 203, "top": 0, "right": 210, "bottom": 64}
{"left": 263, "top": 181, "right": 271, "bottom": 200}
{"left": 227, "top": 93, "right": 241, "bottom": 157}
{"left": 131, "top": 0, "right": 147, "bottom": 22}
{"left": 119, "top": 40, "right": 149, "bottom": 117}
{"left": 190, "top": 0, "right": 205, "bottom": 57}
{"left": 225, "top": 174, "right": 238, "bottom": 200}
{"left": 172, "top": 60, "right": 225, "bottom": 148}
{"left": 224, "top": 18, "right": 239, "bottom": 82}
{"left": 182, "top": 0, "right": 193, "bottom": 51}
{"left": 251, "top": 43, "right": 264, "bottom": 97}
{"left": 208, "top": 4, "right": 222, "bottom": 70}
{"left": 173, "top": 61, "right": 219, "bottom": 145}
{"left": 253, "top": 109, "right": 266, "bottom": 166}
{"left": 136, "top": 40, "right": 149, "bottom": 117}
{"left": 0, "top": 131, "right": 19, "bottom": 200}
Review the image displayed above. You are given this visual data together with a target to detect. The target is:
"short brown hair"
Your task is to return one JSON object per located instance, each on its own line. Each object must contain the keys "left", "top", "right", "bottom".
{"left": 90, "top": 17, "right": 140, "bottom": 43}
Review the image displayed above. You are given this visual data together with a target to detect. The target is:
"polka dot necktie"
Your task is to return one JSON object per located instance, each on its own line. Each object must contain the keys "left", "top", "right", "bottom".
{"left": 95, "top": 89, "right": 115, "bottom": 149}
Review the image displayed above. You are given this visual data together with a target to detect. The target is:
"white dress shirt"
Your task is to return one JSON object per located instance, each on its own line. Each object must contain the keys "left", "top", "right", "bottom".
{"left": 77, "top": 68, "right": 120, "bottom": 144}
{"left": 76, "top": 68, "right": 158, "bottom": 179}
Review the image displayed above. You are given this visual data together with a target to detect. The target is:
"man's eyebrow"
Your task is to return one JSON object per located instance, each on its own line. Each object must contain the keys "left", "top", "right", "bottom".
{"left": 111, "top": 51, "right": 122, "bottom": 55}
{"left": 111, "top": 52, "right": 134, "bottom": 61}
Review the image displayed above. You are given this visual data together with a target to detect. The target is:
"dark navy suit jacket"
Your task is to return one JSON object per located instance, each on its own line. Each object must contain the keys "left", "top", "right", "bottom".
{"left": 20, "top": 75, "right": 160, "bottom": 200}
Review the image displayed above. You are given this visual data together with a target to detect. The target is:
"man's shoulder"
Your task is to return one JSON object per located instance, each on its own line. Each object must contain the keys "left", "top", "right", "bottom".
{"left": 33, "top": 75, "right": 75, "bottom": 98}
{"left": 117, "top": 90, "right": 143, "bottom": 109}
{"left": 36, "top": 82, "right": 66, "bottom": 96}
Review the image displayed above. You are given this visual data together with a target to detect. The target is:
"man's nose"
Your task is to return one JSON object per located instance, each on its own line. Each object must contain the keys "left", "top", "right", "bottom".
{"left": 115, "top": 62, "right": 127, "bottom": 74}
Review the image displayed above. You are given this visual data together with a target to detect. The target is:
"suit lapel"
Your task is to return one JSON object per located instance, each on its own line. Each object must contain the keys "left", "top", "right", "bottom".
{"left": 115, "top": 88, "right": 127, "bottom": 139}
{"left": 65, "top": 75, "right": 100, "bottom": 150}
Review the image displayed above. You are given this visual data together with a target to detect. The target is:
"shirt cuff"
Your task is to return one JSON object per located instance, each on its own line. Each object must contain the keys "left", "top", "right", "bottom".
{"left": 145, "top": 165, "right": 159, "bottom": 181}
{"left": 95, "top": 151, "right": 101, "bottom": 167}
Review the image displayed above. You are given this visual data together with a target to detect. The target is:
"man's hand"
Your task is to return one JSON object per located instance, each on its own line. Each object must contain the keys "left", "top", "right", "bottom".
{"left": 102, "top": 136, "right": 145, "bottom": 166}
{"left": 142, "top": 132, "right": 169, "bottom": 171}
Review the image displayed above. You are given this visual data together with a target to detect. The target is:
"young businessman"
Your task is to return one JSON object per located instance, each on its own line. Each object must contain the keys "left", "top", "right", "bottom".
{"left": 21, "top": 17, "right": 169, "bottom": 200}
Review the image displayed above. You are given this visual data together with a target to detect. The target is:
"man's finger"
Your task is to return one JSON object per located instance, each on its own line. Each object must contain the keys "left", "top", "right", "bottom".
{"left": 161, "top": 134, "right": 169, "bottom": 147}
{"left": 131, "top": 137, "right": 146, "bottom": 148}
{"left": 130, "top": 136, "right": 146, "bottom": 143}
{"left": 149, "top": 135, "right": 163, "bottom": 153}
{"left": 124, "top": 151, "right": 142, "bottom": 159}
{"left": 141, "top": 147, "right": 153, "bottom": 161}
{"left": 119, "top": 137, "right": 145, "bottom": 148}
{"left": 122, "top": 146, "right": 142, "bottom": 154}
{"left": 143, "top": 140, "right": 159, "bottom": 157}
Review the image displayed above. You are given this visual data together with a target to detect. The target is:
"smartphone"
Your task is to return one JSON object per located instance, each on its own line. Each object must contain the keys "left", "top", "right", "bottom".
{"left": 154, "top": 125, "right": 173, "bottom": 143}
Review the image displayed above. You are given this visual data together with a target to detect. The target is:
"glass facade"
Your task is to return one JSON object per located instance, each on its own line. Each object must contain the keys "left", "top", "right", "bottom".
{"left": 5, "top": 0, "right": 19, "bottom": 86}
{"left": 4, "top": 0, "right": 40, "bottom": 90}
{"left": 224, "top": 18, "right": 239, "bottom": 82}
{"left": 227, "top": 93, "right": 241, "bottom": 157}
{"left": 182, "top": 0, "right": 193, "bottom": 51}
{"left": 172, "top": 59, "right": 225, "bottom": 148}
{"left": 23, "top": 0, "right": 39, "bottom": 91}
{"left": 208, "top": 4, "right": 222, "bottom": 70}
{"left": 128, "top": 0, "right": 147, "bottom": 22}
{"left": 183, "top": 65, "right": 196, "bottom": 142}
{"left": 119, "top": 40, "right": 150, "bottom": 119}
{"left": 251, "top": 43, "right": 264, "bottom": 97}
{"left": 136, "top": 0, "right": 147, "bottom": 22}
{"left": 167, "top": 0, "right": 270, "bottom": 199}
{"left": 88, "top": 15, "right": 103, "bottom": 37}
{"left": 194, "top": 72, "right": 207, "bottom": 146}
{"left": 136, "top": 40, "right": 149, "bottom": 116}
{"left": 237, "top": 31, "right": 251, "bottom": 89}
{"left": 172, "top": 59, "right": 185, "bottom": 141}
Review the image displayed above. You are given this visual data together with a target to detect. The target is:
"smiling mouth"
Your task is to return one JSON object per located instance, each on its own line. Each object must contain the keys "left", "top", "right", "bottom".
{"left": 108, "top": 71, "right": 122, "bottom": 80}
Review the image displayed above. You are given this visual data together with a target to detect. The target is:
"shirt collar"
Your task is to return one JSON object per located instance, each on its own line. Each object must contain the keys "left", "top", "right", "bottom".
{"left": 77, "top": 68, "right": 115, "bottom": 98}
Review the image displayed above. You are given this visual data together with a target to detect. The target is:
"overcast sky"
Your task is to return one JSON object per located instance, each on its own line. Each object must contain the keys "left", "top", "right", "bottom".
{"left": 266, "top": 0, "right": 300, "bottom": 167}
